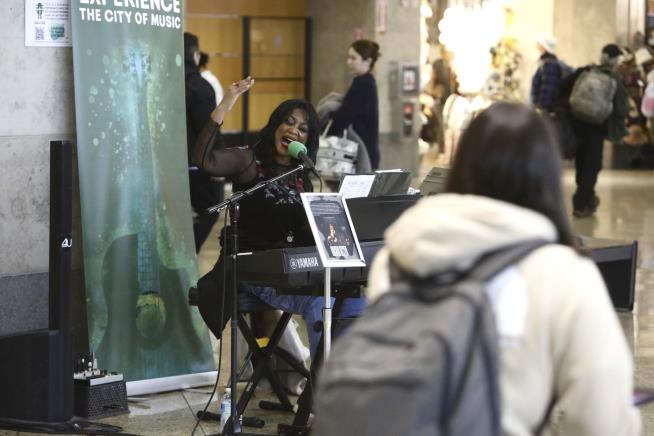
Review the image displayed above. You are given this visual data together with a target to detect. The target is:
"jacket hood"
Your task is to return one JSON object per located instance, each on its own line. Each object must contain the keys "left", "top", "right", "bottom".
{"left": 384, "top": 194, "right": 558, "bottom": 277}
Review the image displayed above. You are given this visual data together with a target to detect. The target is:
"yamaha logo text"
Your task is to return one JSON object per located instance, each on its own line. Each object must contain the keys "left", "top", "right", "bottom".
{"left": 289, "top": 256, "right": 319, "bottom": 270}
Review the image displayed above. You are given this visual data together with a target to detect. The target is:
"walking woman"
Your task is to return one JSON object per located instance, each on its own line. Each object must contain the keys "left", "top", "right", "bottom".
{"left": 328, "top": 39, "right": 381, "bottom": 169}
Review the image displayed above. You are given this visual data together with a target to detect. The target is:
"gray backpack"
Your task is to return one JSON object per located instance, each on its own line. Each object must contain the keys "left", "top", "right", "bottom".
{"left": 313, "top": 240, "right": 547, "bottom": 436}
{"left": 569, "top": 66, "right": 617, "bottom": 124}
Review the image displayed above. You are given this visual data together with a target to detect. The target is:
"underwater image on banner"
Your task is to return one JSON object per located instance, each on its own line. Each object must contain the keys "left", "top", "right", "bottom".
{"left": 71, "top": 0, "right": 214, "bottom": 381}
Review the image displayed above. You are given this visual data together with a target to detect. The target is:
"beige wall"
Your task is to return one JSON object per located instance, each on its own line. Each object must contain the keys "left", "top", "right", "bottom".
{"left": 375, "top": 1, "right": 422, "bottom": 134}
{"left": 307, "top": 0, "right": 376, "bottom": 105}
{"left": 513, "top": 0, "right": 554, "bottom": 101}
{"left": 374, "top": 0, "right": 422, "bottom": 173}
{"left": 0, "top": 1, "right": 75, "bottom": 276}
{"left": 615, "top": 0, "right": 645, "bottom": 46}
{"left": 309, "top": 0, "right": 421, "bottom": 173}
{"left": 555, "top": 0, "right": 617, "bottom": 68}
{"left": 0, "top": 0, "right": 78, "bottom": 334}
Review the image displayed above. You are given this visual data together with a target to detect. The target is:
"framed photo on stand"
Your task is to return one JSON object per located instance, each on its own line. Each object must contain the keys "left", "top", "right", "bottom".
{"left": 300, "top": 193, "right": 365, "bottom": 269}
{"left": 301, "top": 192, "right": 365, "bottom": 357}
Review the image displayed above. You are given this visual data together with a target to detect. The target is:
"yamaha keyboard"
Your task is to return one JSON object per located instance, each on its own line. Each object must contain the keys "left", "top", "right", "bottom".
{"left": 237, "top": 240, "right": 385, "bottom": 292}
{"left": 235, "top": 195, "right": 419, "bottom": 292}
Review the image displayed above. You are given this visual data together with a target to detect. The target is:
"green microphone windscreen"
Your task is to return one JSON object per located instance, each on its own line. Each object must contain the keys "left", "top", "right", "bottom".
{"left": 288, "top": 140, "right": 307, "bottom": 159}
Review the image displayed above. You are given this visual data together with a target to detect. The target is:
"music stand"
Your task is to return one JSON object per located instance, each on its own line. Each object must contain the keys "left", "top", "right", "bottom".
{"left": 299, "top": 193, "right": 365, "bottom": 357}
{"left": 206, "top": 164, "right": 309, "bottom": 436}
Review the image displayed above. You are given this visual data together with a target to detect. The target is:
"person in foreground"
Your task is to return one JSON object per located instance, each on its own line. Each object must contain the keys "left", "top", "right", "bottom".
{"left": 192, "top": 77, "right": 366, "bottom": 358}
{"left": 366, "top": 102, "right": 640, "bottom": 435}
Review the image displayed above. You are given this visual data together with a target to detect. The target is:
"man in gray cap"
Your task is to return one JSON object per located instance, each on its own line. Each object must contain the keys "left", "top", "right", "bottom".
{"left": 530, "top": 35, "right": 564, "bottom": 112}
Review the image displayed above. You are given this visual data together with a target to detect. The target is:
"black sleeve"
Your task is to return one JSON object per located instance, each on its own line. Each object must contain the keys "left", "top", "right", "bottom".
{"left": 188, "top": 82, "right": 216, "bottom": 139}
{"left": 328, "top": 79, "right": 366, "bottom": 135}
{"left": 612, "top": 74, "right": 630, "bottom": 119}
{"left": 192, "top": 120, "right": 257, "bottom": 182}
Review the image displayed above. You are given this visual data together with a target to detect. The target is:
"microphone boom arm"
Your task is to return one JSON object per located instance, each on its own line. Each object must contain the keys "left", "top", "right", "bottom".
{"left": 205, "top": 163, "right": 308, "bottom": 215}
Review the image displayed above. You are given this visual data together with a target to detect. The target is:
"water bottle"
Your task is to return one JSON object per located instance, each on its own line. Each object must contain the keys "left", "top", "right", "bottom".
{"left": 219, "top": 388, "right": 232, "bottom": 433}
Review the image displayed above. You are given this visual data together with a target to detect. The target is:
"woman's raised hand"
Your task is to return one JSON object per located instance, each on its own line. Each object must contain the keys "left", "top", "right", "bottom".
{"left": 221, "top": 76, "right": 254, "bottom": 111}
{"left": 211, "top": 76, "right": 255, "bottom": 124}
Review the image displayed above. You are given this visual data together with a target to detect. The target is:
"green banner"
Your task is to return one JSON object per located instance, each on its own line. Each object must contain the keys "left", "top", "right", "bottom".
{"left": 71, "top": 0, "right": 214, "bottom": 381}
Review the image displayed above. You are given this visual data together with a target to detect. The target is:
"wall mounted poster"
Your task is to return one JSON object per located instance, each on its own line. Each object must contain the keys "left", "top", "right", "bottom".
{"left": 301, "top": 193, "right": 365, "bottom": 269}
{"left": 25, "top": 0, "right": 72, "bottom": 47}
{"left": 71, "top": 0, "right": 214, "bottom": 382}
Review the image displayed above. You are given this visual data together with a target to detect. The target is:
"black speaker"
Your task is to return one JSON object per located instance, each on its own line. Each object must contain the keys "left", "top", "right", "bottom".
{"left": 583, "top": 237, "right": 638, "bottom": 312}
{"left": 0, "top": 141, "right": 73, "bottom": 422}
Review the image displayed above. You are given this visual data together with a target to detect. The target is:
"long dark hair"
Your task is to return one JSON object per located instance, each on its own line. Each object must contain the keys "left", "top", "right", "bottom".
{"left": 255, "top": 99, "right": 320, "bottom": 188}
{"left": 446, "top": 102, "right": 576, "bottom": 247}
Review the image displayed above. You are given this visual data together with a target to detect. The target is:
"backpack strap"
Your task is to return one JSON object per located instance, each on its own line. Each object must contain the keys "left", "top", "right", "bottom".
{"left": 467, "top": 239, "right": 551, "bottom": 283}
{"left": 388, "top": 239, "right": 551, "bottom": 301}
{"left": 534, "top": 397, "right": 556, "bottom": 435}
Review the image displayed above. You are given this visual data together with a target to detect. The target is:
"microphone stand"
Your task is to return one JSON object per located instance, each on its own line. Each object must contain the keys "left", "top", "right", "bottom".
{"left": 207, "top": 163, "right": 309, "bottom": 436}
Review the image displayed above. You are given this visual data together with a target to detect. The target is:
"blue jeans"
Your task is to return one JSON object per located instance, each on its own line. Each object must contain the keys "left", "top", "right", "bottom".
{"left": 240, "top": 283, "right": 367, "bottom": 358}
{"left": 196, "top": 254, "right": 367, "bottom": 359}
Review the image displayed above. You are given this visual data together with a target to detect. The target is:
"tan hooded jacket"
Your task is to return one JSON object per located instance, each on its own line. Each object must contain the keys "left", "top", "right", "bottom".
{"left": 367, "top": 194, "right": 640, "bottom": 436}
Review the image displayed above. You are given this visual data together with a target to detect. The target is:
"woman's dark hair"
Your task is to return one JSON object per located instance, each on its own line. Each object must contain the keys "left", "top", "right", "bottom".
{"left": 255, "top": 99, "right": 320, "bottom": 186}
{"left": 351, "top": 39, "right": 381, "bottom": 70}
{"left": 183, "top": 32, "right": 199, "bottom": 66}
{"left": 445, "top": 102, "right": 576, "bottom": 248}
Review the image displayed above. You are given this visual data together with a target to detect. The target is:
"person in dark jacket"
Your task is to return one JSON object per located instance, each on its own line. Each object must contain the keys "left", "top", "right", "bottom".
{"left": 328, "top": 39, "right": 381, "bottom": 169}
{"left": 557, "top": 43, "right": 629, "bottom": 218}
{"left": 531, "top": 35, "right": 562, "bottom": 112}
{"left": 184, "top": 32, "right": 223, "bottom": 252}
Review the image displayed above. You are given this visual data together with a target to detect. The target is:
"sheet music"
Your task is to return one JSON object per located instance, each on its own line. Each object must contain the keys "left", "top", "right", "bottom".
{"left": 339, "top": 175, "right": 375, "bottom": 199}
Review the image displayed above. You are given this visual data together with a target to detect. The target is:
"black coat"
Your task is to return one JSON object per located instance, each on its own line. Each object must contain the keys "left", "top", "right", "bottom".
{"left": 328, "top": 73, "right": 380, "bottom": 169}
{"left": 185, "top": 61, "right": 215, "bottom": 164}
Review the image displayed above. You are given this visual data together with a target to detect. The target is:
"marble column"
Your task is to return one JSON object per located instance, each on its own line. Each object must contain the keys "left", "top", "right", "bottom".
{"left": 0, "top": 0, "right": 76, "bottom": 335}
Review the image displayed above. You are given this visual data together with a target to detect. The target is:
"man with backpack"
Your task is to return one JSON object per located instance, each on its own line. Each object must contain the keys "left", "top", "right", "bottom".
{"left": 558, "top": 43, "right": 629, "bottom": 218}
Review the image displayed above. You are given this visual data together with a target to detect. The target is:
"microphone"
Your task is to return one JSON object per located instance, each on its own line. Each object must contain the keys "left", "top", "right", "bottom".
{"left": 288, "top": 140, "right": 316, "bottom": 170}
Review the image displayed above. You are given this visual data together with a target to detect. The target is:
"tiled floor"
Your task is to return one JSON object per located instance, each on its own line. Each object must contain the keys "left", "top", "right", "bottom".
{"left": 566, "top": 169, "right": 654, "bottom": 434}
{"left": 3, "top": 164, "right": 654, "bottom": 436}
